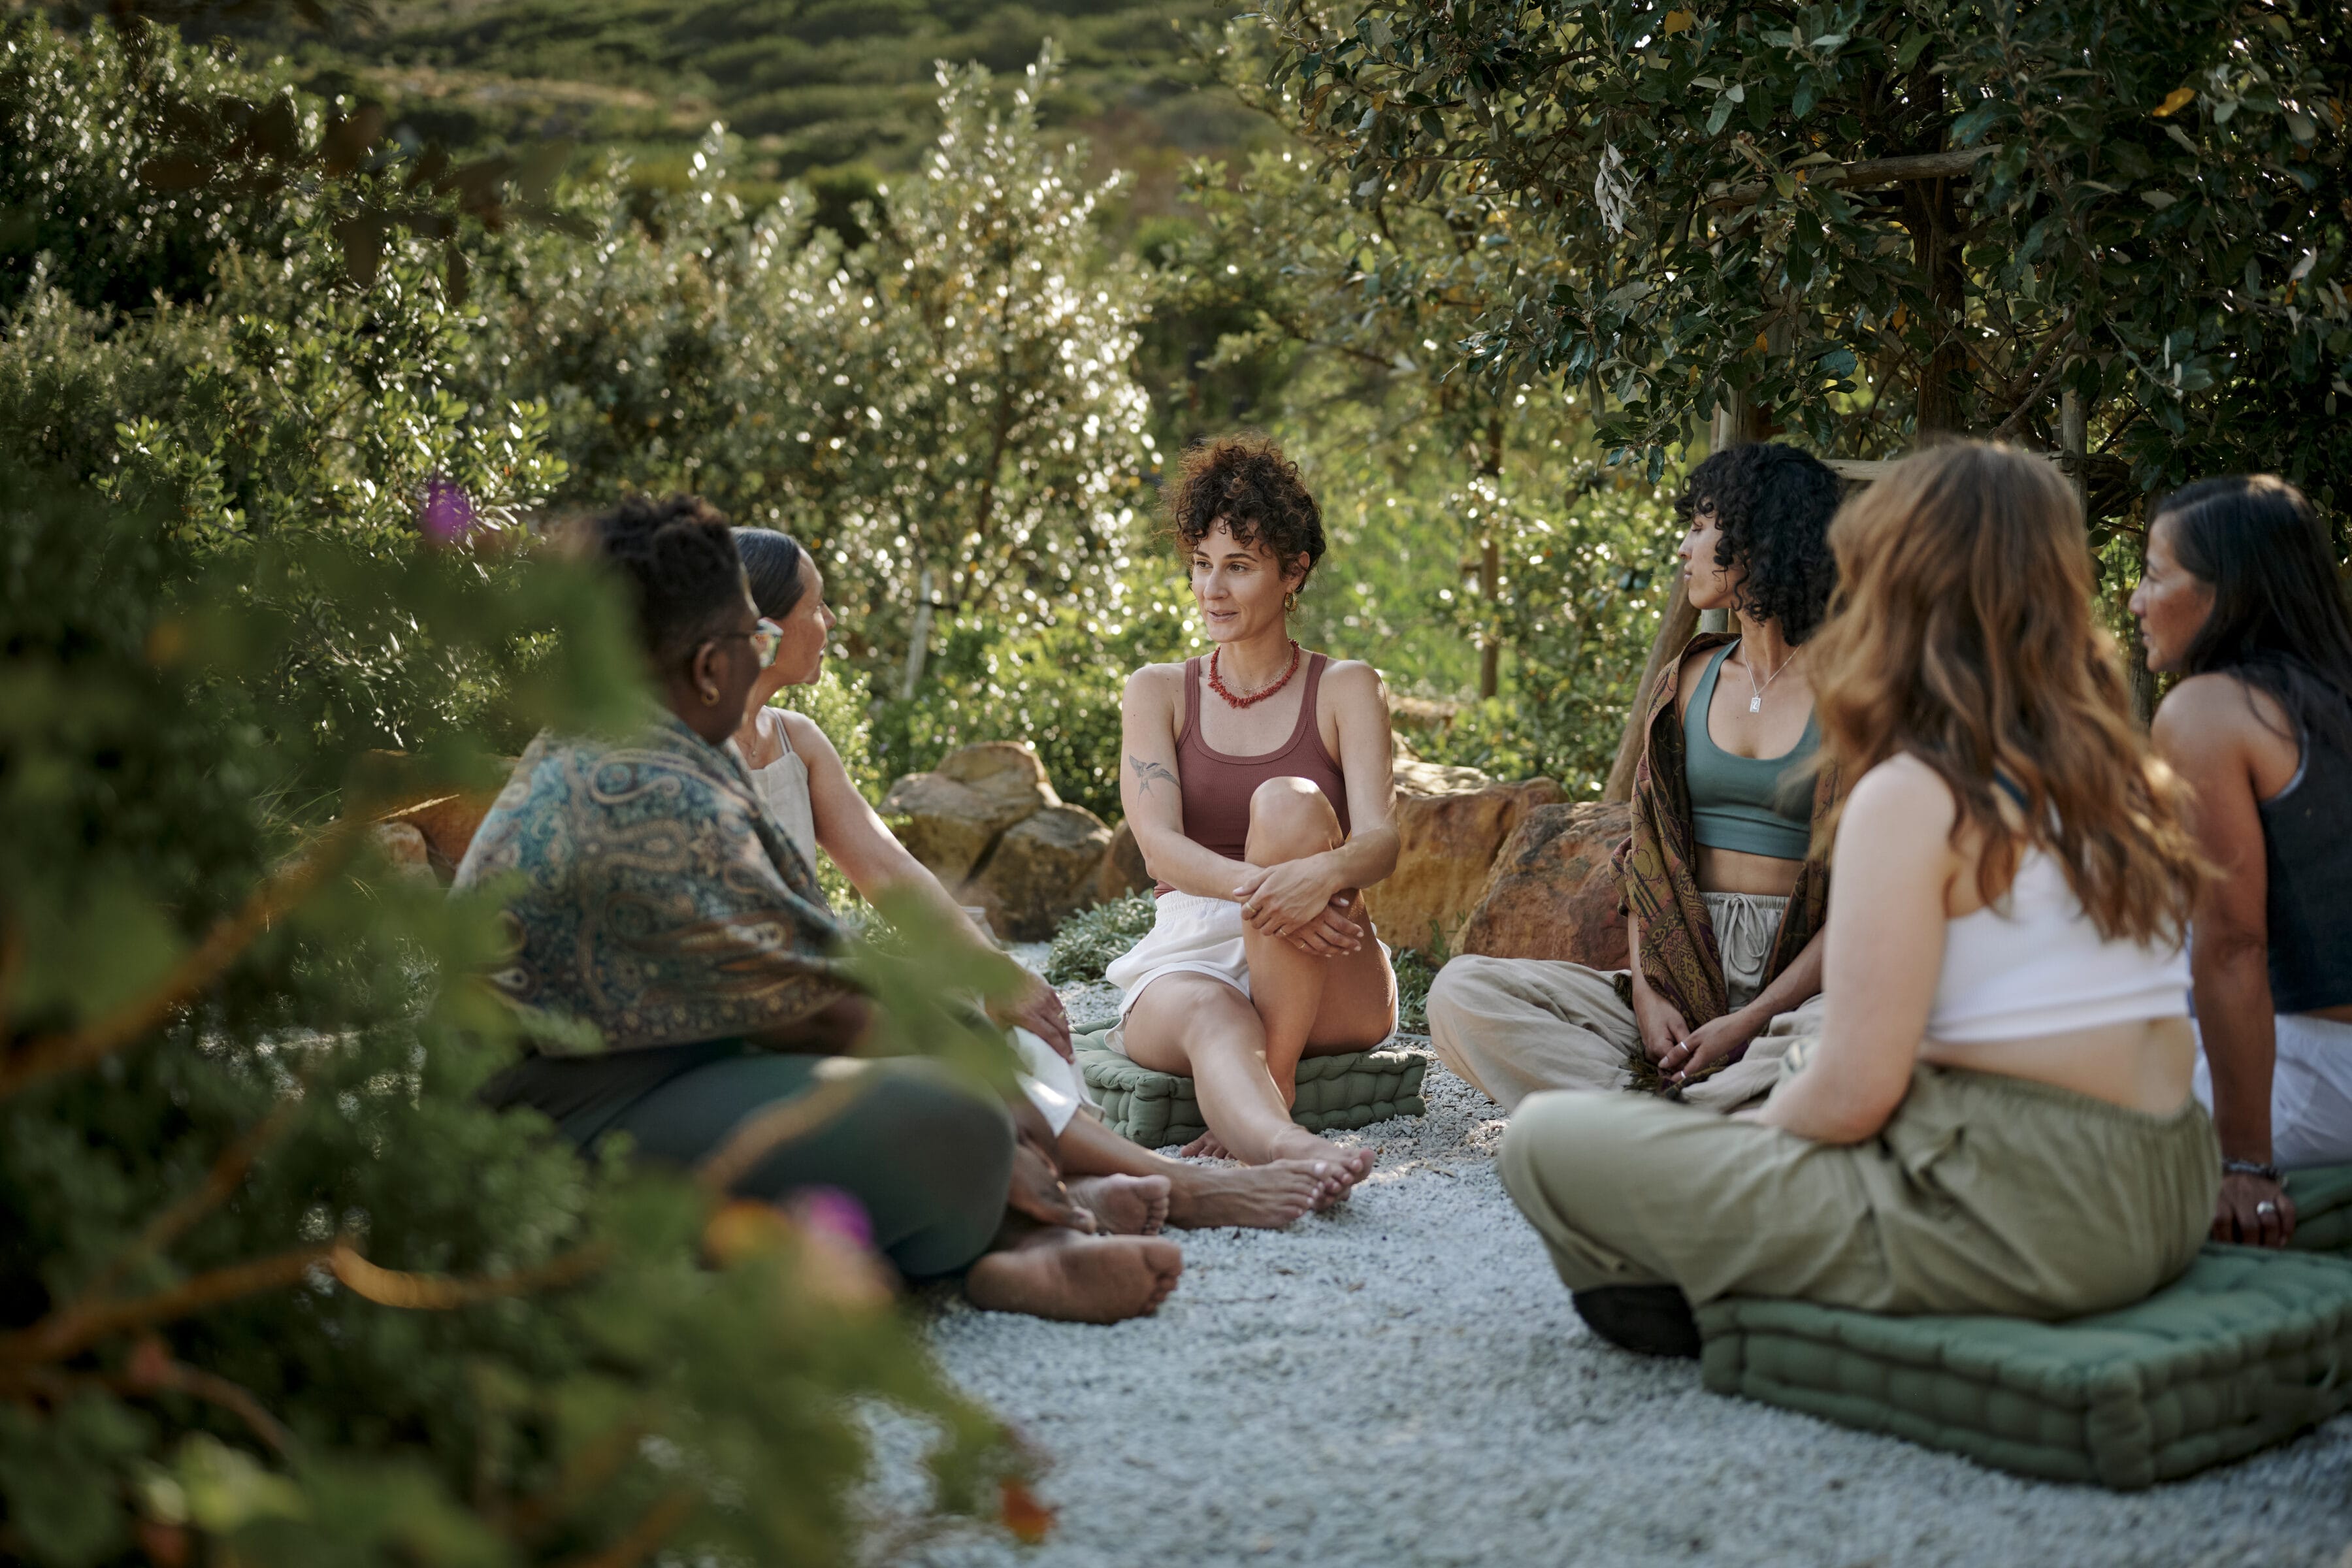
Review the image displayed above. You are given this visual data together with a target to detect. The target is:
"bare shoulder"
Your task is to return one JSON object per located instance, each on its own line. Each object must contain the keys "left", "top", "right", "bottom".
{"left": 1847, "top": 753, "right": 1961, "bottom": 835}
{"left": 1122, "top": 661, "right": 1186, "bottom": 708}
{"left": 2153, "top": 672, "right": 2279, "bottom": 756}
{"left": 1319, "top": 657, "right": 1388, "bottom": 706}
{"left": 776, "top": 708, "right": 841, "bottom": 760}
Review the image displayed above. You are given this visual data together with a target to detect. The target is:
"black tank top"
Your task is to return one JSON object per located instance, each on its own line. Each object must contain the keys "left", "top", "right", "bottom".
{"left": 2260, "top": 712, "right": 2352, "bottom": 1013}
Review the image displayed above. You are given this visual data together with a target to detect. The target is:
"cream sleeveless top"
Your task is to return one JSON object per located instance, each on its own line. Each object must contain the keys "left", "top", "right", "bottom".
{"left": 746, "top": 710, "right": 819, "bottom": 872}
{"left": 1925, "top": 848, "right": 2189, "bottom": 1043}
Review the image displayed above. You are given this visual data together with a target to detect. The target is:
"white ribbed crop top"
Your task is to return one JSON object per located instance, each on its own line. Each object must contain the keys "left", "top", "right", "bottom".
{"left": 1925, "top": 847, "right": 2189, "bottom": 1043}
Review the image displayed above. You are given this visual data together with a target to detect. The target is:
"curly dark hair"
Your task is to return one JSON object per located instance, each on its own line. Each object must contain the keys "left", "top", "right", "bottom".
{"left": 1674, "top": 443, "right": 1844, "bottom": 644}
{"left": 592, "top": 493, "right": 746, "bottom": 664}
{"left": 1166, "top": 433, "right": 1326, "bottom": 590}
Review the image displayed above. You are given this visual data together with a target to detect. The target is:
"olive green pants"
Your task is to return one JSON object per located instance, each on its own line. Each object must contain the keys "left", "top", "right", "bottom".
{"left": 1500, "top": 1063, "right": 2219, "bottom": 1319}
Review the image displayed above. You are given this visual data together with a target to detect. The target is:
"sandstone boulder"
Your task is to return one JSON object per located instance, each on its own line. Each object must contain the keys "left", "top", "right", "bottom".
{"left": 1455, "top": 800, "right": 1632, "bottom": 970}
{"left": 381, "top": 781, "right": 510, "bottom": 885}
{"left": 966, "top": 804, "right": 1114, "bottom": 941}
{"left": 371, "top": 821, "right": 435, "bottom": 883}
{"left": 879, "top": 741, "right": 1058, "bottom": 885}
{"left": 1094, "top": 818, "right": 1153, "bottom": 902}
{"left": 1363, "top": 760, "right": 1569, "bottom": 956}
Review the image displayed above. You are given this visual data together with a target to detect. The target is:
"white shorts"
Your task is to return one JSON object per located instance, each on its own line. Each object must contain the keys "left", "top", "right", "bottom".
{"left": 1106, "top": 890, "right": 1251, "bottom": 1031}
{"left": 2193, "top": 1012, "right": 2352, "bottom": 1169}
{"left": 1102, "top": 890, "right": 1392, "bottom": 1058}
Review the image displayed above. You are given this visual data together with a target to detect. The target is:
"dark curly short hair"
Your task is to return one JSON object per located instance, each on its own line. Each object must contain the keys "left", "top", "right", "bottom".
{"left": 1674, "top": 443, "right": 1844, "bottom": 644}
{"left": 592, "top": 493, "right": 745, "bottom": 664}
{"left": 1166, "top": 433, "right": 1326, "bottom": 589}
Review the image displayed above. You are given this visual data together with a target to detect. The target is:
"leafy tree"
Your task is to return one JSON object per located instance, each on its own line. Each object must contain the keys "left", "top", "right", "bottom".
{"left": 1256, "top": 0, "right": 2350, "bottom": 515}
{"left": 2, "top": 21, "right": 1033, "bottom": 1566}
{"left": 474, "top": 52, "right": 1159, "bottom": 700}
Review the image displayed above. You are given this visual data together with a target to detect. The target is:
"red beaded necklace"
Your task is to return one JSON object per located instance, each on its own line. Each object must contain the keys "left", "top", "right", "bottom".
{"left": 1207, "top": 639, "right": 1303, "bottom": 708}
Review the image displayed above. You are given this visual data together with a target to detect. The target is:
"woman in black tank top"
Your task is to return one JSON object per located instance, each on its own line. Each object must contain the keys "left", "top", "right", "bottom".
{"left": 2134, "top": 475, "right": 2352, "bottom": 1249}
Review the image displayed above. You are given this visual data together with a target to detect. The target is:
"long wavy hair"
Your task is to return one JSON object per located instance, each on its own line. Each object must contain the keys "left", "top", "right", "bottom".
{"left": 1806, "top": 442, "right": 2200, "bottom": 943}
{"left": 2158, "top": 474, "right": 2352, "bottom": 757}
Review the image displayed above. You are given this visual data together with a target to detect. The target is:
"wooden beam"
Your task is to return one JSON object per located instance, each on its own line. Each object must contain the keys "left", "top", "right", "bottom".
{"left": 1708, "top": 145, "right": 2000, "bottom": 209}
{"left": 1827, "top": 449, "right": 2072, "bottom": 486}
{"left": 1603, "top": 566, "right": 1696, "bottom": 804}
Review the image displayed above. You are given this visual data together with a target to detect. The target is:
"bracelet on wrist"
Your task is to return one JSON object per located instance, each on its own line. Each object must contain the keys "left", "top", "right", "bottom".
{"left": 2223, "top": 1158, "right": 2283, "bottom": 1183}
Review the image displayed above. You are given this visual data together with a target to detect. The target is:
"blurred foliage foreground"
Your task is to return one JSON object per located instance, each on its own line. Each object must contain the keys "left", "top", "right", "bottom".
{"left": 0, "top": 21, "right": 1058, "bottom": 1568}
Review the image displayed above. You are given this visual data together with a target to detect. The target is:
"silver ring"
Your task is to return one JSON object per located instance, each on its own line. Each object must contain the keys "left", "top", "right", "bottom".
{"left": 2257, "top": 1201, "right": 2279, "bottom": 1217}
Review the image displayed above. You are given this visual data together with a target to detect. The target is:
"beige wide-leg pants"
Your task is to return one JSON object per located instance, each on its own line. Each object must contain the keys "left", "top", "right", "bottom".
{"left": 1427, "top": 954, "right": 1827, "bottom": 1112}
{"left": 1500, "top": 1063, "right": 2219, "bottom": 1318}
{"left": 1427, "top": 890, "right": 1820, "bottom": 1113}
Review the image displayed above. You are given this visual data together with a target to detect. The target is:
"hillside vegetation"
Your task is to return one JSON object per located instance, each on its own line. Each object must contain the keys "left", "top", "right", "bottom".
{"left": 246, "top": 0, "right": 1254, "bottom": 204}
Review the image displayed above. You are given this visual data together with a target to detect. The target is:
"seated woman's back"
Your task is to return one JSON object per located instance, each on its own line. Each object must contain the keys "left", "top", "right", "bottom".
{"left": 1781, "top": 441, "right": 2205, "bottom": 1143}
{"left": 1836, "top": 755, "right": 2195, "bottom": 1115}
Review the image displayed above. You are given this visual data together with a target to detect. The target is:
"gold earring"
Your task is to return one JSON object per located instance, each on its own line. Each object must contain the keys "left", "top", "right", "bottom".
{"left": 1284, "top": 589, "right": 1298, "bottom": 611}
{"left": 700, "top": 684, "right": 721, "bottom": 706}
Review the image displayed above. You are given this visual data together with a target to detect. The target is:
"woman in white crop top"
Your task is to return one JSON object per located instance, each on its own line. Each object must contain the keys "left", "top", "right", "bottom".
{"left": 1497, "top": 443, "right": 2219, "bottom": 1358}
{"left": 726, "top": 527, "right": 1352, "bottom": 1231}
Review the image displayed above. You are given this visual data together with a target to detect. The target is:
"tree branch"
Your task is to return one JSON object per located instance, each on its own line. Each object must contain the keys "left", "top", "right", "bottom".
{"left": 77, "top": 1092, "right": 308, "bottom": 1307}
{"left": 0, "top": 815, "right": 368, "bottom": 1102}
{"left": 552, "top": 1488, "right": 698, "bottom": 1568}
{"left": 1708, "top": 146, "right": 2001, "bottom": 209}
{"left": 0, "top": 1245, "right": 335, "bottom": 1367}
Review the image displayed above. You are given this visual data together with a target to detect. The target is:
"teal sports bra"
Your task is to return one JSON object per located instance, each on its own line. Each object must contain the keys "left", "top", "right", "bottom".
{"left": 1682, "top": 642, "right": 1819, "bottom": 861}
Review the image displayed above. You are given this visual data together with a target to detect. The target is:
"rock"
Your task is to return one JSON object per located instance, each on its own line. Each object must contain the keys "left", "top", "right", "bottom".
{"left": 370, "top": 821, "right": 435, "bottom": 883}
{"left": 1094, "top": 819, "right": 1154, "bottom": 902}
{"left": 1454, "top": 800, "right": 1632, "bottom": 970}
{"left": 966, "top": 804, "right": 1113, "bottom": 941}
{"left": 1363, "top": 761, "right": 1568, "bottom": 956}
{"left": 936, "top": 741, "right": 1061, "bottom": 811}
{"left": 879, "top": 741, "right": 1058, "bottom": 885}
{"left": 382, "top": 784, "right": 508, "bottom": 885}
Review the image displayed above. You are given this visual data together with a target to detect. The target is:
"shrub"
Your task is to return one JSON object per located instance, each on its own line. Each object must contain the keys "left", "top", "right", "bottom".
{"left": 1042, "top": 891, "right": 1158, "bottom": 985}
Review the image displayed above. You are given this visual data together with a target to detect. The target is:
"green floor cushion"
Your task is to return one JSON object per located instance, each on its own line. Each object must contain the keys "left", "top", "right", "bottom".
{"left": 1071, "top": 1026, "right": 1427, "bottom": 1149}
{"left": 1696, "top": 1246, "right": 2352, "bottom": 1490}
{"left": 2285, "top": 1164, "right": 2352, "bottom": 1256}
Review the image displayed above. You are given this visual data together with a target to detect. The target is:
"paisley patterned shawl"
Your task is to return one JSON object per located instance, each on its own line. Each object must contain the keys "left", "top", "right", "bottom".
{"left": 1609, "top": 632, "right": 1836, "bottom": 1026}
{"left": 453, "top": 711, "right": 849, "bottom": 1053}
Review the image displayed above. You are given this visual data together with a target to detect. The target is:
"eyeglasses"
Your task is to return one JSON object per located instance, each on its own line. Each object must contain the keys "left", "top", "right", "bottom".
{"left": 717, "top": 618, "right": 786, "bottom": 668}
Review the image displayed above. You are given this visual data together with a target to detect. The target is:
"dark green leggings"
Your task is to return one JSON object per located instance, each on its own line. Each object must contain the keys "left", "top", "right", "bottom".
{"left": 503, "top": 1043, "right": 1015, "bottom": 1279}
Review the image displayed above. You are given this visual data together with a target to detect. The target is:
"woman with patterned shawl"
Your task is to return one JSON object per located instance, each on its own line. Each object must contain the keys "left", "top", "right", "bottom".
{"left": 1427, "top": 445, "right": 1844, "bottom": 1111}
{"left": 460, "top": 495, "right": 1181, "bottom": 1322}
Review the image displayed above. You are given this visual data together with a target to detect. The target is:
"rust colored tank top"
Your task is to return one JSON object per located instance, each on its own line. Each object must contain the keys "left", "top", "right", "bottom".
{"left": 1158, "top": 651, "right": 1350, "bottom": 891}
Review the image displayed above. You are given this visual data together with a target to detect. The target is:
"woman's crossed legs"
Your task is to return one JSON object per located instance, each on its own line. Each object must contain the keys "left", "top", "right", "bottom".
{"left": 1120, "top": 777, "right": 1396, "bottom": 1187}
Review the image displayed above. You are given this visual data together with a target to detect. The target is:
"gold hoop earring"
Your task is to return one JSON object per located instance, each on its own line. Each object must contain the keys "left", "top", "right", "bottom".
{"left": 700, "top": 684, "right": 721, "bottom": 706}
{"left": 1284, "top": 589, "right": 1298, "bottom": 611}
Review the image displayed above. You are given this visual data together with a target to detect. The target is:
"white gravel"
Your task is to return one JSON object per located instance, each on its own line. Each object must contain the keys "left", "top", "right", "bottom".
{"left": 895, "top": 956, "right": 2352, "bottom": 1568}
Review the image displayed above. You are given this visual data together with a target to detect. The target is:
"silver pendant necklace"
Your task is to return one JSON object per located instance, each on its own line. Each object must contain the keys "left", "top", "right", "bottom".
{"left": 1743, "top": 641, "right": 1798, "bottom": 713}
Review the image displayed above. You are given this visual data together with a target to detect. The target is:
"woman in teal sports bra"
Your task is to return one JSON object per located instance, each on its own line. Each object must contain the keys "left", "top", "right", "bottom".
{"left": 1428, "top": 443, "right": 1844, "bottom": 1111}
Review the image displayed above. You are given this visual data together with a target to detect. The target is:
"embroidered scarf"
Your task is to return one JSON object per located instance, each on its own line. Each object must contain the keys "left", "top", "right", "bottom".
{"left": 1610, "top": 631, "right": 1835, "bottom": 1026}
{"left": 453, "top": 711, "right": 849, "bottom": 1053}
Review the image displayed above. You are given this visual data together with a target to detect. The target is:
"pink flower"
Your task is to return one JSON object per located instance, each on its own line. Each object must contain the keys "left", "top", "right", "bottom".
{"left": 420, "top": 477, "right": 477, "bottom": 545}
{"left": 788, "top": 1186, "right": 875, "bottom": 1252}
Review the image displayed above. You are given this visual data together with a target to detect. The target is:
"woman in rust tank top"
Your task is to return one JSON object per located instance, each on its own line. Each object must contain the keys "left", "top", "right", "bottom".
{"left": 1107, "top": 435, "right": 1400, "bottom": 1194}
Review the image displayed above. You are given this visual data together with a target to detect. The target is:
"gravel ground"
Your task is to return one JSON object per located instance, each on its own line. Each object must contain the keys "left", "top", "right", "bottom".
{"left": 897, "top": 955, "right": 2352, "bottom": 1568}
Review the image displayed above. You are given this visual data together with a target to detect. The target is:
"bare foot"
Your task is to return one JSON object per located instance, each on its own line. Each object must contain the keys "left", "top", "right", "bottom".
{"left": 1069, "top": 1174, "right": 1171, "bottom": 1235}
{"left": 964, "top": 1228, "right": 1183, "bottom": 1323}
{"left": 1266, "top": 1128, "right": 1374, "bottom": 1196}
{"left": 1007, "top": 1143, "right": 1094, "bottom": 1232}
{"left": 1177, "top": 1130, "right": 1234, "bottom": 1160}
{"left": 1165, "top": 1160, "right": 1344, "bottom": 1228}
